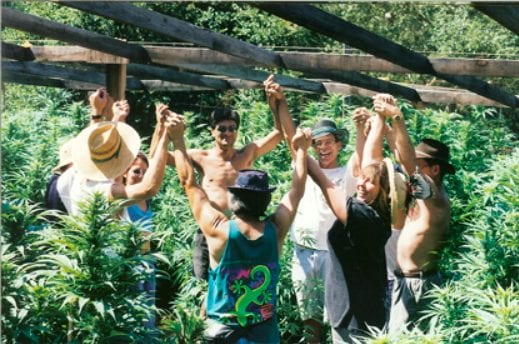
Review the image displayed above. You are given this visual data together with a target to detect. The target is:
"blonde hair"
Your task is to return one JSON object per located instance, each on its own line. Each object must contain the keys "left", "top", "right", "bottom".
{"left": 361, "top": 161, "right": 390, "bottom": 222}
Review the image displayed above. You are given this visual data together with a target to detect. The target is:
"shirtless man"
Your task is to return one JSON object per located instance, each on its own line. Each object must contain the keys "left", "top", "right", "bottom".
{"left": 171, "top": 119, "right": 311, "bottom": 342}
{"left": 372, "top": 94, "right": 456, "bottom": 332}
{"left": 152, "top": 86, "right": 284, "bottom": 281}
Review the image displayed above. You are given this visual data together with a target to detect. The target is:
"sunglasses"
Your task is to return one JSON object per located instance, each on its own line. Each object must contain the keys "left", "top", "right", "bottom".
{"left": 216, "top": 125, "right": 237, "bottom": 133}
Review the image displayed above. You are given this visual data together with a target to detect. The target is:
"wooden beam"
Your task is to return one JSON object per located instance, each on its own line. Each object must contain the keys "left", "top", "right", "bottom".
{"left": 54, "top": 2, "right": 422, "bottom": 100}
{"left": 3, "top": 61, "right": 107, "bottom": 85}
{"left": 3, "top": 72, "right": 67, "bottom": 88}
{"left": 322, "top": 82, "right": 510, "bottom": 108}
{"left": 256, "top": 3, "right": 519, "bottom": 108}
{"left": 298, "top": 67, "right": 421, "bottom": 101}
{"left": 4, "top": 69, "right": 512, "bottom": 108}
{"left": 1, "top": 7, "right": 150, "bottom": 63}
{"left": 30, "top": 45, "right": 128, "bottom": 64}
{"left": 2, "top": 42, "right": 35, "bottom": 61}
{"left": 127, "top": 63, "right": 230, "bottom": 90}
{"left": 146, "top": 46, "right": 421, "bottom": 101}
{"left": 2, "top": 61, "right": 143, "bottom": 90}
{"left": 58, "top": 1, "right": 283, "bottom": 68}
{"left": 150, "top": 60, "right": 326, "bottom": 94}
{"left": 279, "top": 52, "right": 519, "bottom": 78}
{"left": 140, "top": 80, "right": 214, "bottom": 92}
{"left": 21, "top": 45, "right": 519, "bottom": 78}
{"left": 474, "top": 3, "right": 519, "bottom": 35}
{"left": 256, "top": 3, "right": 434, "bottom": 74}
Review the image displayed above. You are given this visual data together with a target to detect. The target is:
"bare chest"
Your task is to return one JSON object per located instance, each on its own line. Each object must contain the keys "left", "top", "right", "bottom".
{"left": 200, "top": 154, "right": 252, "bottom": 187}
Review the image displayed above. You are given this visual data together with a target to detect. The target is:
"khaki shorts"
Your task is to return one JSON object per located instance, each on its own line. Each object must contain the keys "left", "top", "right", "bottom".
{"left": 291, "top": 245, "right": 328, "bottom": 321}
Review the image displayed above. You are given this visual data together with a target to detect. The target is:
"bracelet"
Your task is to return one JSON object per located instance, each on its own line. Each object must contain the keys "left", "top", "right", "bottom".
{"left": 91, "top": 114, "right": 103, "bottom": 120}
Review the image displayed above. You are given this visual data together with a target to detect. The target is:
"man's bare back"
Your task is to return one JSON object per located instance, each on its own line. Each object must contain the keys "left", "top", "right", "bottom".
{"left": 398, "top": 176, "right": 450, "bottom": 272}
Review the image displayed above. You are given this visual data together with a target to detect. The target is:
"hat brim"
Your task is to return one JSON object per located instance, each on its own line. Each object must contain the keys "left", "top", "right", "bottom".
{"left": 384, "top": 158, "right": 407, "bottom": 225}
{"left": 72, "top": 122, "right": 141, "bottom": 181}
{"left": 312, "top": 128, "right": 348, "bottom": 142}
{"left": 415, "top": 150, "right": 456, "bottom": 174}
{"left": 228, "top": 186, "right": 276, "bottom": 193}
{"left": 53, "top": 138, "right": 76, "bottom": 172}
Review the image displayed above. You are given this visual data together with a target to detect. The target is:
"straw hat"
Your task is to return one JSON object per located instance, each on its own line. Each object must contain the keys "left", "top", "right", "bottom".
{"left": 53, "top": 138, "right": 75, "bottom": 172}
{"left": 72, "top": 121, "right": 141, "bottom": 181}
{"left": 383, "top": 158, "right": 408, "bottom": 224}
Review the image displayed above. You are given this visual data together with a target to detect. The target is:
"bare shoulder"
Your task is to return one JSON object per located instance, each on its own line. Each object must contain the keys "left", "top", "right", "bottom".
{"left": 233, "top": 145, "right": 255, "bottom": 164}
{"left": 188, "top": 148, "right": 209, "bottom": 163}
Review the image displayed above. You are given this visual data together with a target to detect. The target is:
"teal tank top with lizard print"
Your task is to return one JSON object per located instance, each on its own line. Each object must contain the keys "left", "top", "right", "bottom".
{"left": 206, "top": 219, "right": 280, "bottom": 328}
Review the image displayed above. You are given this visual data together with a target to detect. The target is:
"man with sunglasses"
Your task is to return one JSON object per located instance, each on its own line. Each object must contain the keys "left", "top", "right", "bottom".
{"left": 189, "top": 107, "right": 283, "bottom": 284}
{"left": 153, "top": 95, "right": 284, "bottom": 300}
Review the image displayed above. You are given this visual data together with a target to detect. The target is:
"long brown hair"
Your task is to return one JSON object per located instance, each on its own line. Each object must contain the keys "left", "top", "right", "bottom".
{"left": 361, "top": 161, "right": 390, "bottom": 222}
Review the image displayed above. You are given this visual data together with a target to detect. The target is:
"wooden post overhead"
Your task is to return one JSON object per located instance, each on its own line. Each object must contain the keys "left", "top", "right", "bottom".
{"left": 256, "top": 3, "right": 519, "bottom": 108}
{"left": 1, "top": 7, "right": 151, "bottom": 63}
{"left": 474, "top": 3, "right": 519, "bottom": 35}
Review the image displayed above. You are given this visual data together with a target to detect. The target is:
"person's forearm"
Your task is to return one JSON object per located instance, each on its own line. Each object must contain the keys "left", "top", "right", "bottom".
{"left": 276, "top": 98, "right": 297, "bottom": 159}
{"left": 362, "top": 114, "right": 385, "bottom": 168}
{"left": 138, "top": 132, "right": 169, "bottom": 198}
{"left": 291, "top": 147, "right": 307, "bottom": 198}
{"left": 307, "top": 155, "right": 347, "bottom": 223}
{"left": 150, "top": 122, "right": 165, "bottom": 159}
{"left": 172, "top": 136, "right": 195, "bottom": 189}
{"left": 390, "top": 115, "right": 416, "bottom": 175}
{"left": 352, "top": 124, "right": 366, "bottom": 176}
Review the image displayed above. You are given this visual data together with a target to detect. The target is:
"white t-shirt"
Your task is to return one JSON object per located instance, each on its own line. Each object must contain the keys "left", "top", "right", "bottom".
{"left": 57, "top": 168, "right": 114, "bottom": 216}
{"left": 385, "top": 228, "right": 401, "bottom": 280}
{"left": 290, "top": 160, "right": 357, "bottom": 250}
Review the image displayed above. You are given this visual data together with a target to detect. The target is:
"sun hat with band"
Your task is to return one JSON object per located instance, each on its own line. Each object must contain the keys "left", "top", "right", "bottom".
{"left": 415, "top": 138, "right": 456, "bottom": 174}
{"left": 383, "top": 158, "right": 408, "bottom": 225}
{"left": 311, "top": 118, "right": 349, "bottom": 144}
{"left": 53, "top": 138, "right": 75, "bottom": 172}
{"left": 228, "top": 169, "right": 276, "bottom": 193}
{"left": 72, "top": 121, "right": 141, "bottom": 181}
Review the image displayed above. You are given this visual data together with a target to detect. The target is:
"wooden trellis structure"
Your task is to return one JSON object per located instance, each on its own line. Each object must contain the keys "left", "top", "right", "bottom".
{"left": 2, "top": 1, "right": 519, "bottom": 108}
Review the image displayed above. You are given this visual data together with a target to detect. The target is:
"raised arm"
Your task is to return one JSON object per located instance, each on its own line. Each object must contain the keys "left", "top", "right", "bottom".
{"left": 111, "top": 113, "right": 180, "bottom": 202}
{"left": 350, "top": 107, "right": 372, "bottom": 176}
{"left": 373, "top": 94, "right": 416, "bottom": 175}
{"left": 171, "top": 118, "right": 228, "bottom": 241}
{"left": 150, "top": 103, "right": 169, "bottom": 159}
{"left": 89, "top": 88, "right": 114, "bottom": 125}
{"left": 264, "top": 74, "right": 297, "bottom": 159}
{"left": 362, "top": 100, "right": 386, "bottom": 168}
{"left": 307, "top": 154, "right": 349, "bottom": 225}
{"left": 272, "top": 128, "right": 311, "bottom": 250}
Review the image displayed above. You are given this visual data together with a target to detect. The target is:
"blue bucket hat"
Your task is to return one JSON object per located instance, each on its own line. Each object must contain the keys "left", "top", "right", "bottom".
{"left": 228, "top": 169, "right": 276, "bottom": 193}
{"left": 311, "top": 119, "right": 349, "bottom": 144}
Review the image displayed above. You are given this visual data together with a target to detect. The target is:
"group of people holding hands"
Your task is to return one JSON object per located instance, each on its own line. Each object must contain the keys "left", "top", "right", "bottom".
{"left": 46, "top": 74, "right": 455, "bottom": 343}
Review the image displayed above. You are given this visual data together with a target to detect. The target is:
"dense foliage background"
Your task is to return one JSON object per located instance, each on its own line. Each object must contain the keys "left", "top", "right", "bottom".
{"left": 2, "top": 1, "right": 518, "bottom": 343}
